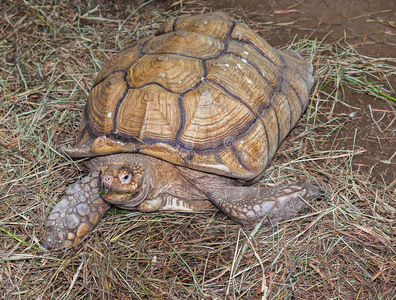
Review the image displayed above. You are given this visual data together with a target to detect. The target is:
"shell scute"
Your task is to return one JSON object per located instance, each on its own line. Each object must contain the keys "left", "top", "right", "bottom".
{"left": 87, "top": 72, "right": 127, "bottom": 136}
{"left": 127, "top": 54, "right": 204, "bottom": 93}
{"left": 205, "top": 54, "right": 272, "bottom": 116}
{"left": 180, "top": 82, "right": 256, "bottom": 151}
{"left": 226, "top": 41, "right": 283, "bottom": 91}
{"left": 115, "top": 84, "right": 181, "bottom": 143}
{"left": 230, "top": 23, "right": 283, "bottom": 67}
{"left": 158, "top": 12, "right": 235, "bottom": 40}
{"left": 143, "top": 31, "right": 225, "bottom": 59}
{"left": 93, "top": 46, "right": 142, "bottom": 85}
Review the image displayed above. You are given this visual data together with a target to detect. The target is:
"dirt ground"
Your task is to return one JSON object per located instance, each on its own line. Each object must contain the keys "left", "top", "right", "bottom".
{"left": 0, "top": 0, "right": 395, "bottom": 299}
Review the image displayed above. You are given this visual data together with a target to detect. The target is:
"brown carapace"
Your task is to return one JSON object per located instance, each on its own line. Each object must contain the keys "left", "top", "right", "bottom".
{"left": 43, "top": 12, "right": 322, "bottom": 250}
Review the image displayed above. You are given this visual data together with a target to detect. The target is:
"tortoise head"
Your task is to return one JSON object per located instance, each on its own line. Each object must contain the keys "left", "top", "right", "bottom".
{"left": 99, "top": 159, "right": 149, "bottom": 208}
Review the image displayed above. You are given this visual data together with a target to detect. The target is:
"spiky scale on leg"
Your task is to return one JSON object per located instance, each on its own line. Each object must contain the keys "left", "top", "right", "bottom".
{"left": 43, "top": 172, "right": 110, "bottom": 250}
{"left": 203, "top": 181, "right": 323, "bottom": 225}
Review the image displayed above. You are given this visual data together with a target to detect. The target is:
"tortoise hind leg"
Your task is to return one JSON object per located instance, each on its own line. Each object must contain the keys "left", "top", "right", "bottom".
{"left": 43, "top": 173, "right": 110, "bottom": 250}
{"left": 203, "top": 182, "right": 323, "bottom": 225}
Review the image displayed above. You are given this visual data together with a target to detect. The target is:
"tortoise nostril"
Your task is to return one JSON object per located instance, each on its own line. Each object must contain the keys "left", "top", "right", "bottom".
{"left": 103, "top": 175, "right": 112, "bottom": 182}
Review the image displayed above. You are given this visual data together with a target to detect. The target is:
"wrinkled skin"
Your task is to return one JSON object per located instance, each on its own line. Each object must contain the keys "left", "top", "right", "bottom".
{"left": 43, "top": 154, "right": 323, "bottom": 250}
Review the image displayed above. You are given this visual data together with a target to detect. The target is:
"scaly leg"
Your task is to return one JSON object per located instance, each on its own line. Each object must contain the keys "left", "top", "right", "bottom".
{"left": 203, "top": 182, "right": 323, "bottom": 225}
{"left": 43, "top": 172, "right": 110, "bottom": 250}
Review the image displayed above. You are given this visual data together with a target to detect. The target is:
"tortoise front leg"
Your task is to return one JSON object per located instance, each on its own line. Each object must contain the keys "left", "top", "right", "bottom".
{"left": 43, "top": 172, "right": 110, "bottom": 250}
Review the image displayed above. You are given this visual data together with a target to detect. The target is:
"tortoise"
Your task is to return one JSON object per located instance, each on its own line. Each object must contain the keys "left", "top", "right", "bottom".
{"left": 43, "top": 12, "right": 323, "bottom": 250}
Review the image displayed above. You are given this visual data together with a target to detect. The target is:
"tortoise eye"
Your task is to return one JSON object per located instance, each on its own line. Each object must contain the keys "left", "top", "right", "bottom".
{"left": 120, "top": 173, "right": 132, "bottom": 184}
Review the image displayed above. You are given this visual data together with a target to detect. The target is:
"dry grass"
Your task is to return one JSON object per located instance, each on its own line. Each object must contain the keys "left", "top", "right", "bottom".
{"left": 1, "top": 0, "right": 395, "bottom": 299}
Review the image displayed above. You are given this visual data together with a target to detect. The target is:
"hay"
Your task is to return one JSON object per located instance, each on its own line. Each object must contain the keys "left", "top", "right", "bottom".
{"left": 1, "top": 0, "right": 395, "bottom": 299}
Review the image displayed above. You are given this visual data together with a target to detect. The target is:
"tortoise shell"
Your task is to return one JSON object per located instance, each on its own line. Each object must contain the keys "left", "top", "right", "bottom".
{"left": 62, "top": 12, "right": 314, "bottom": 181}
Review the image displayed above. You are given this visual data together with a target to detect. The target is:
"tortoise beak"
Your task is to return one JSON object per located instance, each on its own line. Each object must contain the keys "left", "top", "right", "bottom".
{"left": 102, "top": 183, "right": 110, "bottom": 192}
